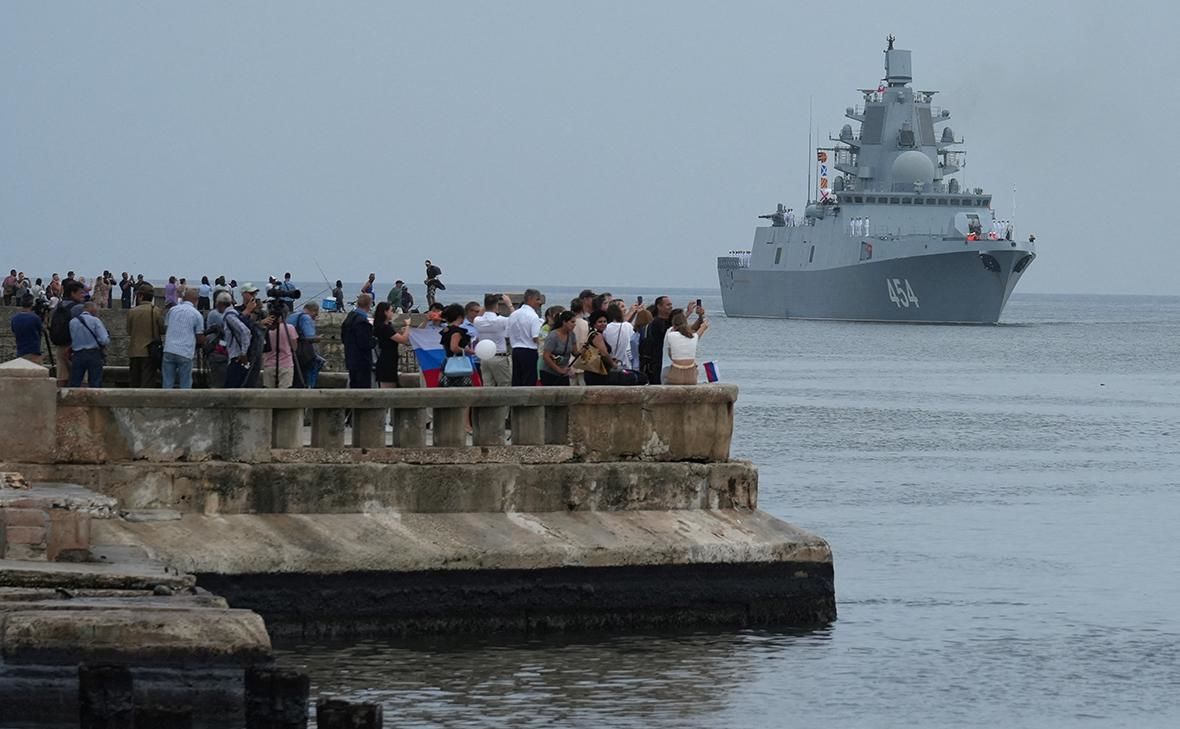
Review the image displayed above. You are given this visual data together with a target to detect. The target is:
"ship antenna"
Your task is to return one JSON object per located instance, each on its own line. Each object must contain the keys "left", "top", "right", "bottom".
{"left": 806, "top": 96, "right": 813, "bottom": 204}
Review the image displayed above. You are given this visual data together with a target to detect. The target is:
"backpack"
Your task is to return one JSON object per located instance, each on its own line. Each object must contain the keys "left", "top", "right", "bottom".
{"left": 49, "top": 303, "right": 74, "bottom": 345}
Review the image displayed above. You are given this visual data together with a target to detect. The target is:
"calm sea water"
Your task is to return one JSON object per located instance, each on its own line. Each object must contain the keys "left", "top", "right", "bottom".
{"left": 274, "top": 291, "right": 1180, "bottom": 728}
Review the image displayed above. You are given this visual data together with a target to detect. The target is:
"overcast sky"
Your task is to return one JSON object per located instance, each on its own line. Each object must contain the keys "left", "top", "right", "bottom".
{"left": 2, "top": 1, "right": 1177, "bottom": 295}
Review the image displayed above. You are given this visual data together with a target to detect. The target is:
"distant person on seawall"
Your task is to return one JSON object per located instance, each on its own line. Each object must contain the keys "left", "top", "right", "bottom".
{"left": 424, "top": 260, "right": 445, "bottom": 306}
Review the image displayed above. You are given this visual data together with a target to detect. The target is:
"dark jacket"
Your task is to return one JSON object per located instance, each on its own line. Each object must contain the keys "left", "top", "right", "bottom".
{"left": 341, "top": 309, "right": 374, "bottom": 371}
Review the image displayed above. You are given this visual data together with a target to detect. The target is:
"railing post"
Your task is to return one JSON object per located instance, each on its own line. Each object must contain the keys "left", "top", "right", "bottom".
{"left": 432, "top": 407, "right": 466, "bottom": 447}
{"left": 310, "top": 408, "right": 346, "bottom": 448}
{"left": 352, "top": 409, "right": 386, "bottom": 449}
{"left": 392, "top": 408, "right": 425, "bottom": 448}
{"left": 471, "top": 406, "right": 508, "bottom": 446}
{"left": 272, "top": 409, "right": 303, "bottom": 449}
{"left": 510, "top": 405, "right": 545, "bottom": 445}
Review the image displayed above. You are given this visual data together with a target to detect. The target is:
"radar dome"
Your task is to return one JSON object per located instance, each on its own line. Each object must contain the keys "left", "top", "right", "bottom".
{"left": 890, "top": 151, "right": 936, "bottom": 187}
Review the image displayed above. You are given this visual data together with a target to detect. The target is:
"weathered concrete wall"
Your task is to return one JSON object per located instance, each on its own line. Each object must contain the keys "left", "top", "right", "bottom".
{"left": 7, "top": 460, "right": 757, "bottom": 515}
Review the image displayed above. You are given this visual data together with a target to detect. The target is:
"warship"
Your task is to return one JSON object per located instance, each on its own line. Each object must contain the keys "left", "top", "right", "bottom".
{"left": 717, "top": 37, "right": 1036, "bottom": 323}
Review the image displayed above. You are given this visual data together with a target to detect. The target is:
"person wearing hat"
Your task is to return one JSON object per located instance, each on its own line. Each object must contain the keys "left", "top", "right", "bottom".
{"left": 126, "top": 282, "right": 164, "bottom": 387}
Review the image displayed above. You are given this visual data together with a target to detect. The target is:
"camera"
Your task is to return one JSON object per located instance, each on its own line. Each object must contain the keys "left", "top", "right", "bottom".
{"left": 265, "top": 285, "right": 302, "bottom": 320}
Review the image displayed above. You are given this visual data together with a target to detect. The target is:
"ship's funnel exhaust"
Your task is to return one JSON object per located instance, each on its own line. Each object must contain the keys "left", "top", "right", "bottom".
{"left": 885, "top": 49, "right": 911, "bottom": 86}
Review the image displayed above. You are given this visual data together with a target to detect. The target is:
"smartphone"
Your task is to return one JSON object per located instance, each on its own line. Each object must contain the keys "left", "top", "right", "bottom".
{"left": 637, "top": 296, "right": 643, "bottom": 305}
{"left": 695, "top": 298, "right": 702, "bottom": 307}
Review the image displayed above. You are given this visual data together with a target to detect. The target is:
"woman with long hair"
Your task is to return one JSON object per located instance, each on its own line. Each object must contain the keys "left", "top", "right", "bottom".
{"left": 373, "top": 301, "right": 410, "bottom": 388}
{"left": 540, "top": 310, "right": 577, "bottom": 386}
{"left": 663, "top": 310, "right": 709, "bottom": 385}
{"left": 578, "top": 310, "right": 614, "bottom": 386}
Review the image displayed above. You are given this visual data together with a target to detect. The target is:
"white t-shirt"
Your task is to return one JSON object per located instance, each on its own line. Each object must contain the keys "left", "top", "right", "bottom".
{"left": 506, "top": 306, "right": 542, "bottom": 350}
{"left": 665, "top": 330, "right": 700, "bottom": 361}
{"left": 603, "top": 321, "right": 634, "bottom": 365}
{"left": 473, "top": 311, "right": 510, "bottom": 353}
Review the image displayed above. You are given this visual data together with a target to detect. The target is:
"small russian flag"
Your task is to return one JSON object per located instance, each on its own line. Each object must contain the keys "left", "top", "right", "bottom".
{"left": 703, "top": 361, "right": 719, "bottom": 383}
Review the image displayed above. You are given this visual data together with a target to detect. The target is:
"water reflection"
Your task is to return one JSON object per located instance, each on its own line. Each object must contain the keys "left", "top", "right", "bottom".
{"left": 275, "top": 628, "right": 832, "bottom": 728}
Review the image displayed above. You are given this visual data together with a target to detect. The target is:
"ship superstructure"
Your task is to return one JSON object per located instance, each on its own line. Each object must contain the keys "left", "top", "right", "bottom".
{"left": 717, "top": 38, "right": 1035, "bottom": 323}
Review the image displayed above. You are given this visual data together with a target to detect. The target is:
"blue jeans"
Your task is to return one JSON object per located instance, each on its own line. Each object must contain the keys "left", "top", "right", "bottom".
{"left": 161, "top": 352, "right": 194, "bottom": 389}
{"left": 68, "top": 348, "right": 104, "bottom": 388}
{"left": 304, "top": 357, "right": 322, "bottom": 389}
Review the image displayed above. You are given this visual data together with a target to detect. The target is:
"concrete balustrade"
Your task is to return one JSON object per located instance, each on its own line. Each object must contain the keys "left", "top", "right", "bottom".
{"left": 40, "top": 385, "right": 735, "bottom": 465}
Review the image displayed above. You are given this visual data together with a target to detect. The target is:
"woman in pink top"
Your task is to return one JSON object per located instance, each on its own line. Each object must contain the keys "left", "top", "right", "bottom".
{"left": 262, "top": 320, "right": 299, "bottom": 388}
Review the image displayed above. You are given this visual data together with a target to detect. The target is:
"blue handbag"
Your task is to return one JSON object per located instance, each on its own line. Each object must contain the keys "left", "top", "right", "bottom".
{"left": 443, "top": 355, "right": 474, "bottom": 378}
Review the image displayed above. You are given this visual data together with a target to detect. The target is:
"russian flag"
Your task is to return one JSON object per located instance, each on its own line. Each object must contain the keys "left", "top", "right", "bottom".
{"left": 407, "top": 324, "right": 482, "bottom": 387}
{"left": 408, "top": 324, "right": 446, "bottom": 387}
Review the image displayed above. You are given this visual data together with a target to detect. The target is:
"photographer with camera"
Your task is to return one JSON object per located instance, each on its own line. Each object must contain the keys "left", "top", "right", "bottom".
{"left": 222, "top": 285, "right": 265, "bottom": 388}
{"left": 259, "top": 281, "right": 303, "bottom": 389}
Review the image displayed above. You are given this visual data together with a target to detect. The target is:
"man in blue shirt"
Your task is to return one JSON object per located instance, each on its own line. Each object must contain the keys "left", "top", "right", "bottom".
{"left": 68, "top": 301, "right": 110, "bottom": 388}
{"left": 287, "top": 301, "right": 322, "bottom": 388}
{"left": 10, "top": 295, "right": 43, "bottom": 364}
{"left": 162, "top": 290, "right": 205, "bottom": 389}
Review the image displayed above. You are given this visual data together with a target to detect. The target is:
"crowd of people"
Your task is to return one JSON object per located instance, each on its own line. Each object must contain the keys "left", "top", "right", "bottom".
{"left": 5, "top": 264, "right": 712, "bottom": 390}
{"left": 339, "top": 286, "right": 709, "bottom": 390}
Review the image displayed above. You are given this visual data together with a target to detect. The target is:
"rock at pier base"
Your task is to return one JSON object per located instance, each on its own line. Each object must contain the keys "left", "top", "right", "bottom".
{"left": 245, "top": 665, "right": 310, "bottom": 729}
{"left": 316, "top": 697, "right": 383, "bottom": 729}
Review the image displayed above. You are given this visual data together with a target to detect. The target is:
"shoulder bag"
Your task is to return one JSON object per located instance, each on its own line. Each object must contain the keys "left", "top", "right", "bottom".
{"left": 146, "top": 309, "right": 163, "bottom": 369}
{"left": 575, "top": 331, "right": 611, "bottom": 376}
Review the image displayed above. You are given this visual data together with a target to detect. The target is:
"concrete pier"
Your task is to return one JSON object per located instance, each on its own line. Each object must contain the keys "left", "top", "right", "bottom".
{"left": 0, "top": 357, "right": 835, "bottom": 684}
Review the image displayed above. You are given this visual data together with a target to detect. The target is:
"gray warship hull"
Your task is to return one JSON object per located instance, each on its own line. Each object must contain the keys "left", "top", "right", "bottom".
{"left": 718, "top": 247, "right": 1033, "bottom": 324}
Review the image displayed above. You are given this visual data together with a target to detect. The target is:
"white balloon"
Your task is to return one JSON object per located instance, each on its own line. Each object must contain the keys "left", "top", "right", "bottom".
{"left": 474, "top": 339, "right": 498, "bottom": 362}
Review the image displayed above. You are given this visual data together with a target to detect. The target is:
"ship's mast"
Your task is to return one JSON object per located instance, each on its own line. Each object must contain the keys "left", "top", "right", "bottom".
{"left": 806, "top": 97, "right": 813, "bottom": 204}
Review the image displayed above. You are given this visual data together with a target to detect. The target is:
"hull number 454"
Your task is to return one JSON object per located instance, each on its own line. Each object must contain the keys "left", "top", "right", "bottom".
{"left": 887, "top": 278, "right": 920, "bottom": 308}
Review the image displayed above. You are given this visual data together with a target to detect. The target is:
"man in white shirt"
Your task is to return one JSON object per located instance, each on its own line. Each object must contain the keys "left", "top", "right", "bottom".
{"left": 473, "top": 293, "right": 514, "bottom": 387}
{"left": 161, "top": 289, "right": 205, "bottom": 389}
{"left": 506, "top": 289, "right": 543, "bottom": 387}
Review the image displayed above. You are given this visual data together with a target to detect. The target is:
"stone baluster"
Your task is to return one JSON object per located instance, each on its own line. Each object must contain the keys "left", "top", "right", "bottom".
{"left": 272, "top": 409, "right": 303, "bottom": 449}
{"left": 471, "top": 406, "right": 508, "bottom": 446}
{"left": 510, "top": 405, "right": 545, "bottom": 445}
{"left": 310, "top": 408, "right": 346, "bottom": 448}
{"left": 432, "top": 407, "right": 466, "bottom": 447}
{"left": 351, "top": 409, "right": 386, "bottom": 448}
{"left": 392, "top": 408, "right": 426, "bottom": 447}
